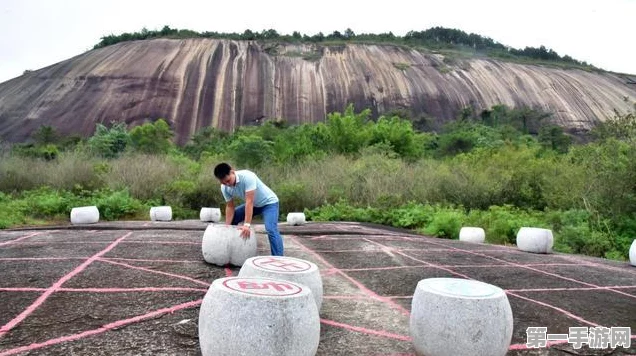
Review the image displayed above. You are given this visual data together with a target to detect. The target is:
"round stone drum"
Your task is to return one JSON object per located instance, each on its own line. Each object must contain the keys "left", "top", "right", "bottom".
{"left": 202, "top": 224, "right": 257, "bottom": 266}
{"left": 150, "top": 206, "right": 172, "bottom": 221}
{"left": 198, "top": 276, "right": 320, "bottom": 356}
{"left": 239, "top": 256, "right": 323, "bottom": 310}
{"left": 410, "top": 278, "right": 513, "bottom": 356}
{"left": 70, "top": 206, "right": 100, "bottom": 224}
{"left": 459, "top": 227, "right": 485, "bottom": 243}
{"left": 200, "top": 207, "right": 221, "bottom": 223}
{"left": 286, "top": 212, "right": 306, "bottom": 226}
{"left": 516, "top": 227, "right": 553, "bottom": 254}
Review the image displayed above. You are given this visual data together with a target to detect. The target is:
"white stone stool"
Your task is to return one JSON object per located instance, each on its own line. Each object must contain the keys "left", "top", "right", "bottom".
{"left": 410, "top": 278, "right": 513, "bottom": 356}
{"left": 238, "top": 256, "right": 323, "bottom": 310}
{"left": 286, "top": 212, "right": 306, "bottom": 226}
{"left": 459, "top": 227, "right": 485, "bottom": 243}
{"left": 150, "top": 206, "right": 172, "bottom": 221}
{"left": 198, "top": 276, "right": 320, "bottom": 356}
{"left": 202, "top": 224, "right": 257, "bottom": 266}
{"left": 70, "top": 206, "right": 100, "bottom": 224}
{"left": 200, "top": 207, "right": 221, "bottom": 223}
{"left": 630, "top": 239, "right": 636, "bottom": 267}
{"left": 516, "top": 227, "right": 553, "bottom": 254}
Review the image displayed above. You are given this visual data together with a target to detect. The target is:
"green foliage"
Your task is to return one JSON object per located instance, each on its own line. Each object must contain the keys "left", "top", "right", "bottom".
{"left": 87, "top": 122, "right": 130, "bottom": 158}
{"left": 94, "top": 189, "right": 143, "bottom": 220}
{"left": 325, "top": 104, "right": 372, "bottom": 155}
{"left": 228, "top": 134, "right": 274, "bottom": 168}
{"left": 538, "top": 125, "right": 572, "bottom": 153}
{"left": 184, "top": 127, "right": 230, "bottom": 160}
{"left": 129, "top": 119, "right": 174, "bottom": 154}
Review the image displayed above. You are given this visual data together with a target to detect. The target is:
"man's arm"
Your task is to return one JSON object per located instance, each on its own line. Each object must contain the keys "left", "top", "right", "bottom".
{"left": 225, "top": 200, "right": 235, "bottom": 225}
{"left": 244, "top": 190, "right": 255, "bottom": 225}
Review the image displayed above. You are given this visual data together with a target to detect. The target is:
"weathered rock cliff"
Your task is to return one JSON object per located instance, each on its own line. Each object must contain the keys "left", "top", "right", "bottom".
{"left": 1, "top": 38, "right": 634, "bottom": 144}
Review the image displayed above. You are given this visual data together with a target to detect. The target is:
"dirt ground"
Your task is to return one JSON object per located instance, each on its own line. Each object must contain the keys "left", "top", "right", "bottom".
{"left": 0, "top": 220, "right": 635, "bottom": 355}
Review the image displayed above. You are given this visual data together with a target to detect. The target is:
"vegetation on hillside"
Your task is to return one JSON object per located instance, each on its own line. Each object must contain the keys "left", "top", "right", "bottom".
{"left": 2, "top": 105, "right": 635, "bottom": 262}
{"left": 92, "top": 26, "right": 596, "bottom": 70}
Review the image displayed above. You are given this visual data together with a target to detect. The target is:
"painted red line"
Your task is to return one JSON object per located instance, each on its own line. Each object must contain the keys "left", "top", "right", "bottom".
{"left": 57, "top": 287, "right": 208, "bottom": 293}
{"left": 102, "top": 257, "right": 201, "bottom": 263}
{"left": 0, "top": 288, "right": 47, "bottom": 292}
{"left": 414, "top": 238, "right": 636, "bottom": 301}
{"left": 120, "top": 241, "right": 200, "bottom": 245}
{"left": 508, "top": 335, "right": 636, "bottom": 350}
{"left": 320, "top": 318, "right": 412, "bottom": 342}
{"left": 320, "top": 268, "right": 339, "bottom": 276}
{"left": 506, "top": 292, "right": 598, "bottom": 326}
{"left": 0, "top": 232, "right": 43, "bottom": 247}
{"left": 506, "top": 285, "right": 636, "bottom": 293}
{"left": 340, "top": 263, "right": 579, "bottom": 272}
{"left": 0, "top": 299, "right": 203, "bottom": 356}
{"left": 379, "top": 241, "right": 606, "bottom": 328}
{"left": 0, "top": 257, "right": 86, "bottom": 261}
{"left": 393, "top": 250, "right": 472, "bottom": 279}
{"left": 289, "top": 235, "right": 411, "bottom": 316}
{"left": 323, "top": 295, "right": 370, "bottom": 300}
{"left": 224, "top": 265, "right": 233, "bottom": 277}
{"left": 0, "top": 232, "right": 132, "bottom": 337}
{"left": 97, "top": 258, "right": 210, "bottom": 287}
{"left": 558, "top": 255, "right": 636, "bottom": 277}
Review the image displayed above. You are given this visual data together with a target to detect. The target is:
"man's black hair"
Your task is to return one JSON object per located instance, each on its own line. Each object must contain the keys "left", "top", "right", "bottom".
{"left": 214, "top": 163, "right": 232, "bottom": 179}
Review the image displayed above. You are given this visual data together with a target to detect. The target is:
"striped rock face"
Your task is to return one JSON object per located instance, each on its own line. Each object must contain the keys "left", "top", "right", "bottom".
{"left": 1, "top": 39, "right": 635, "bottom": 144}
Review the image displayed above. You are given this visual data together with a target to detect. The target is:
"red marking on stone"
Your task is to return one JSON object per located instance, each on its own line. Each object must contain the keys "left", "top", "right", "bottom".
{"left": 289, "top": 235, "right": 411, "bottom": 316}
{"left": 224, "top": 264, "right": 233, "bottom": 277}
{"left": 506, "top": 292, "right": 598, "bottom": 326}
{"left": 414, "top": 239, "right": 636, "bottom": 301}
{"left": 0, "top": 299, "right": 203, "bottom": 356}
{"left": 222, "top": 278, "right": 302, "bottom": 296}
{"left": 58, "top": 287, "right": 208, "bottom": 293}
{"left": 0, "top": 232, "right": 43, "bottom": 247}
{"left": 0, "top": 288, "right": 47, "bottom": 292}
{"left": 98, "top": 259, "right": 210, "bottom": 287}
{"left": 103, "top": 257, "right": 200, "bottom": 263}
{"left": 0, "top": 232, "right": 132, "bottom": 337}
{"left": 506, "top": 285, "right": 636, "bottom": 293}
{"left": 393, "top": 250, "right": 472, "bottom": 279}
{"left": 320, "top": 318, "right": 412, "bottom": 341}
{"left": 0, "top": 257, "right": 86, "bottom": 261}
{"left": 252, "top": 256, "right": 311, "bottom": 272}
{"left": 322, "top": 295, "right": 370, "bottom": 300}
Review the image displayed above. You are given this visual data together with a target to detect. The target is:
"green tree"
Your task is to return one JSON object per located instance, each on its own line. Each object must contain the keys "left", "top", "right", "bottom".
{"left": 539, "top": 125, "right": 572, "bottom": 153}
{"left": 129, "top": 119, "right": 174, "bottom": 154}
{"left": 87, "top": 122, "right": 130, "bottom": 158}
{"left": 228, "top": 134, "right": 273, "bottom": 168}
{"left": 325, "top": 104, "right": 372, "bottom": 155}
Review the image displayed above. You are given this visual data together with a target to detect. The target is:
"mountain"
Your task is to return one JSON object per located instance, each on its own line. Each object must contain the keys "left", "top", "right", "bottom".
{"left": 1, "top": 38, "right": 635, "bottom": 144}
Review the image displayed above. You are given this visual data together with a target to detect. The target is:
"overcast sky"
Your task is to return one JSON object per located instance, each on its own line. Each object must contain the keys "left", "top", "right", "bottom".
{"left": 1, "top": 0, "right": 634, "bottom": 84}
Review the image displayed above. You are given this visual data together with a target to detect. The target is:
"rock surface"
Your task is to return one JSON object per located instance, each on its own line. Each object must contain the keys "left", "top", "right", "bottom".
{"left": 1, "top": 39, "right": 635, "bottom": 144}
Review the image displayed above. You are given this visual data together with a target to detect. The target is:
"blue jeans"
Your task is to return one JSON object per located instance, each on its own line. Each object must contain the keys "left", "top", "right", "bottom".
{"left": 231, "top": 202, "right": 284, "bottom": 256}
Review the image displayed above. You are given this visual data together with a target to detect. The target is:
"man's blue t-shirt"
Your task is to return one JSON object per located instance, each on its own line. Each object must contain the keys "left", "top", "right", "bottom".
{"left": 221, "top": 170, "right": 279, "bottom": 207}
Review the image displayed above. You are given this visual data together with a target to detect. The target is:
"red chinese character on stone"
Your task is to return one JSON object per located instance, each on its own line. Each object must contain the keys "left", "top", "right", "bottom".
{"left": 237, "top": 281, "right": 294, "bottom": 291}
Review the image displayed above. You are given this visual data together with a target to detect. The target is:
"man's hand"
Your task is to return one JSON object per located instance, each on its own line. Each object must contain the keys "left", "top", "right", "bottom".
{"left": 238, "top": 224, "right": 251, "bottom": 239}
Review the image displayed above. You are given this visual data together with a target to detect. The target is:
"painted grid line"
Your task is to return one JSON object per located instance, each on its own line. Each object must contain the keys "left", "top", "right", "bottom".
{"left": 97, "top": 258, "right": 210, "bottom": 287}
{"left": 0, "top": 232, "right": 43, "bottom": 247}
{"left": 289, "top": 235, "right": 411, "bottom": 316}
{"left": 0, "top": 232, "right": 132, "bottom": 337}
{"left": 0, "top": 299, "right": 203, "bottom": 356}
{"left": 366, "top": 238, "right": 609, "bottom": 329}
